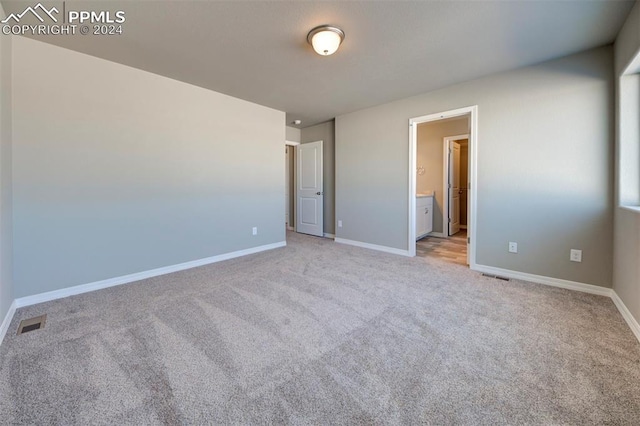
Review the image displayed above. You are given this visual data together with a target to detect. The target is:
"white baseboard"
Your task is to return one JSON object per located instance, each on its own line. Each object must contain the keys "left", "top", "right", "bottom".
{"left": 611, "top": 290, "right": 640, "bottom": 343}
{"left": 472, "top": 264, "right": 612, "bottom": 297}
{"left": 14, "top": 241, "right": 287, "bottom": 309}
{"left": 0, "top": 300, "right": 17, "bottom": 345}
{"left": 472, "top": 264, "right": 640, "bottom": 344}
{"left": 287, "top": 226, "right": 294, "bottom": 231}
{"left": 323, "top": 233, "right": 335, "bottom": 239}
{"left": 4, "top": 243, "right": 640, "bottom": 347}
{"left": 335, "top": 238, "right": 411, "bottom": 257}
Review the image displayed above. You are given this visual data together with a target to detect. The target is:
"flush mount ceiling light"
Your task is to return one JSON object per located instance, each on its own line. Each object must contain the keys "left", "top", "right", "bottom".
{"left": 307, "top": 25, "right": 345, "bottom": 56}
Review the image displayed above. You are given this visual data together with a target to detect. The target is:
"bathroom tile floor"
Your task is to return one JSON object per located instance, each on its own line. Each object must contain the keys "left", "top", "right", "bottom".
{"left": 416, "top": 230, "right": 468, "bottom": 266}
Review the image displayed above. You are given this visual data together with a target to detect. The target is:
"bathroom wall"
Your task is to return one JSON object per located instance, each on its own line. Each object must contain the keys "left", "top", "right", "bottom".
{"left": 460, "top": 141, "right": 469, "bottom": 227}
{"left": 416, "top": 117, "right": 469, "bottom": 234}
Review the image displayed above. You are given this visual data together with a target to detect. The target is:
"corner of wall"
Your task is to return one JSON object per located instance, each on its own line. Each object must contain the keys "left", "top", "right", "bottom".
{"left": 612, "top": 0, "right": 640, "bottom": 334}
{"left": 0, "top": 1, "right": 15, "bottom": 344}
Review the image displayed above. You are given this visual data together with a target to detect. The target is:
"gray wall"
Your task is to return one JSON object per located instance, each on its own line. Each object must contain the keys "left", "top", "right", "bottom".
{"left": 301, "top": 120, "right": 335, "bottom": 235}
{"left": 613, "top": 1, "right": 640, "bottom": 323}
{"left": 286, "top": 126, "right": 301, "bottom": 143}
{"left": 417, "top": 117, "right": 468, "bottom": 234}
{"left": 0, "top": 3, "right": 13, "bottom": 323}
{"left": 614, "top": 0, "right": 640, "bottom": 75}
{"left": 12, "top": 37, "right": 285, "bottom": 298}
{"left": 336, "top": 46, "right": 614, "bottom": 288}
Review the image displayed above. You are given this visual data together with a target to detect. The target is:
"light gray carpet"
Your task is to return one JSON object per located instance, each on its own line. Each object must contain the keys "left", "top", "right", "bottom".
{"left": 1, "top": 232, "right": 639, "bottom": 424}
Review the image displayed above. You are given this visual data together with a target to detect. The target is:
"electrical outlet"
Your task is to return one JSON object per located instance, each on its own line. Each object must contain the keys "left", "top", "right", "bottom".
{"left": 508, "top": 242, "right": 518, "bottom": 253}
{"left": 252, "top": 227, "right": 258, "bottom": 236}
{"left": 338, "top": 220, "right": 343, "bottom": 228}
{"left": 570, "top": 249, "right": 582, "bottom": 262}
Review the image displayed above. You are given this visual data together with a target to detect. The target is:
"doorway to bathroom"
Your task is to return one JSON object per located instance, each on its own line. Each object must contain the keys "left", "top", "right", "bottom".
{"left": 416, "top": 133, "right": 469, "bottom": 265}
{"left": 408, "top": 106, "right": 477, "bottom": 267}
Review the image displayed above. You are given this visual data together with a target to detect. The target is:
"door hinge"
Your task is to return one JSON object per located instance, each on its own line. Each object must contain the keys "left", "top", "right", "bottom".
{"left": 467, "top": 237, "right": 470, "bottom": 244}
{"left": 448, "top": 218, "right": 451, "bottom": 223}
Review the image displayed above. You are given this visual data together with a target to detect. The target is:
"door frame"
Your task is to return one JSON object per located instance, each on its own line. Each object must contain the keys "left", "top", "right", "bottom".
{"left": 443, "top": 134, "right": 469, "bottom": 237}
{"left": 408, "top": 105, "right": 478, "bottom": 269}
{"left": 285, "top": 140, "right": 300, "bottom": 231}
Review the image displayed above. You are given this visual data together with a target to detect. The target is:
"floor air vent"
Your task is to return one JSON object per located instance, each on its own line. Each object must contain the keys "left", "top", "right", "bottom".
{"left": 17, "top": 315, "right": 47, "bottom": 335}
{"left": 482, "top": 273, "right": 510, "bottom": 282}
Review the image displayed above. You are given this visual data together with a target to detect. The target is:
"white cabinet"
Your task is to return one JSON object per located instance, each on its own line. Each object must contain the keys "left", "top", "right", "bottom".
{"left": 416, "top": 196, "right": 433, "bottom": 240}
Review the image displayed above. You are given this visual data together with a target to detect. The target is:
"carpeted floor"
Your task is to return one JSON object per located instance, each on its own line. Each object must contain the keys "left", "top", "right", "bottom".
{"left": 1, "top": 232, "right": 639, "bottom": 424}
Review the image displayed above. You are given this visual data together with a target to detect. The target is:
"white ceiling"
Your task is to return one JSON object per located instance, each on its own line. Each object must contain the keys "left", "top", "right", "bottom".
{"left": 2, "top": 0, "right": 635, "bottom": 128}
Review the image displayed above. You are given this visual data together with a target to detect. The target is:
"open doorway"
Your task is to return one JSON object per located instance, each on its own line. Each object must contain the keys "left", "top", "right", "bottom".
{"left": 408, "top": 106, "right": 478, "bottom": 267}
{"left": 444, "top": 134, "right": 469, "bottom": 237}
{"left": 415, "top": 132, "right": 469, "bottom": 265}
{"left": 285, "top": 141, "right": 299, "bottom": 232}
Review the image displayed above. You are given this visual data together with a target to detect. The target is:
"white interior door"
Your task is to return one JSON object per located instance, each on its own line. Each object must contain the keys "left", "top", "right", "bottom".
{"left": 448, "top": 141, "right": 461, "bottom": 236}
{"left": 296, "top": 141, "right": 323, "bottom": 237}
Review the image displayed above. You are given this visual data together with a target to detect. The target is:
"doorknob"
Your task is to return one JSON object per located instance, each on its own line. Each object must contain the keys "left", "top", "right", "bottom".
{"left": 316, "top": 192, "right": 323, "bottom": 195}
